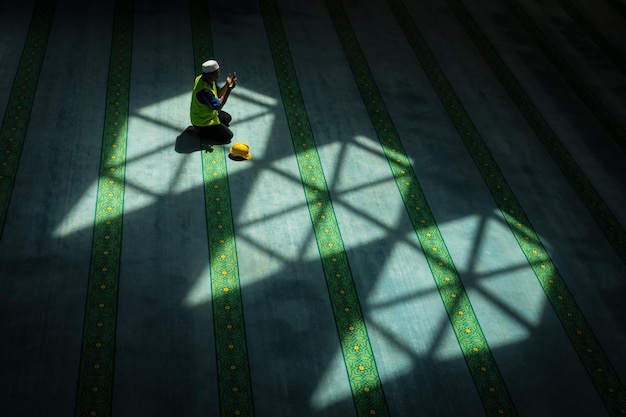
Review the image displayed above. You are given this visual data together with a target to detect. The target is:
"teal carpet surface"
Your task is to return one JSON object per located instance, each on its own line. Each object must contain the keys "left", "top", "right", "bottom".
{"left": 0, "top": 0, "right": 625, "bottom": 416}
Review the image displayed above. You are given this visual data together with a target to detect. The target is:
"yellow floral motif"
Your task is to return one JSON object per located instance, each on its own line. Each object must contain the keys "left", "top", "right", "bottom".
{"left": 458, "top": 310, "right": 464, "bottom": 315}
{"left": 353, "top": 345, "right": 360, "bottom": 351}
{"left": 480, "top": 366, "right": 487, "bottom": 372}
{"left": 359, "top": 365, "right": 365, "bottom": 371}
{"left": 473, "top": 347, "right": 479, "bottom": 352}
{"left": 220, "top": 254, "right": 226, "bottom": 259}
{"left": 465, "top": 328, "right": 471, "bottom": 334}
{"left": 451, "top": 293, "right": 457, "bottom": 298}
{"left": 426, "top": 232, "right": 432, "bottom": 237}
{"left": 364, "top": 387, "right": 370, "bottom": 392}
{"left": 432, "top": 247, "right": 437, "bottom": 252}
{"left": 223, "top": 287, "right": 229, "bottom": 292}
{"left": 344, "top": 307, "right": 350, "bottom": 312}
{"left": 348, "top": 326, "right": 355, "bottom": 331}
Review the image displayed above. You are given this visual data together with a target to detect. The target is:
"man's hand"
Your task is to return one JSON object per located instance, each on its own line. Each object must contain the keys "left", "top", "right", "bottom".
{"left": 227, "top": 72, "right": 238, "bottom": 89}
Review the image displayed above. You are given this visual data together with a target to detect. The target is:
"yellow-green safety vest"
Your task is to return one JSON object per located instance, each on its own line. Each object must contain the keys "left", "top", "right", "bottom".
{"left": 190, "top": 75, "right": 220, "bottom": 126}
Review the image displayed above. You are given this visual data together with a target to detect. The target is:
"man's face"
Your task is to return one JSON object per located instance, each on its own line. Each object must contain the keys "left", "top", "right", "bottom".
{"left": 203, "top": 69, "right": 220, "bottom": 82}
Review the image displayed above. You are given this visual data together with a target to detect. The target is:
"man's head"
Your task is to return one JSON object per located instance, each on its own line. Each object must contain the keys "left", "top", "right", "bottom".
{"left": 201, "top": 59, "right": 220, "bottom": 82}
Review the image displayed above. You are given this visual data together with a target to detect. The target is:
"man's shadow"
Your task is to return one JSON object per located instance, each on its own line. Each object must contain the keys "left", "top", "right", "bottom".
{"left": 175, "top": 129, "right": 212, "bottom": 154}
{"left": 174, "top": 129, "right": 247, "bottom": 161}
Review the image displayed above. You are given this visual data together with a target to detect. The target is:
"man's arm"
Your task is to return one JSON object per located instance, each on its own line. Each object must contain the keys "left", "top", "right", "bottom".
{"left": 217, "top": 72, "right": 238, "bottom": 108}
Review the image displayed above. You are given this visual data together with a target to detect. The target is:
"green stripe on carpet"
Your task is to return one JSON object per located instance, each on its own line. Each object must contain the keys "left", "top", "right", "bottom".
{"left": 259, "top": 1, "right": 390, "bottom": 416}
{"left": 75, "top": 0, "right": 132, "bottom": 416}
{"left": 446, "top": 0, "right": 626, "bottom": 265}
{"left": 0, "top": 0, "right": 56, "bottom": 239}
{"left": 327, "top": 1, "right": 518, "bottom": 416}
{"left": 391, "top": 1, "right": 626, "bottom": 415}
{"left": 190, "top": 0, "right": 254, "bottom": 415}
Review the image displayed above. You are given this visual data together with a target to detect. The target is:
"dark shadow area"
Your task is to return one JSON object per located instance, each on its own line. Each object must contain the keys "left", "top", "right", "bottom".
{"left": 0, "top": 0, "right": 625, "bottom": 417}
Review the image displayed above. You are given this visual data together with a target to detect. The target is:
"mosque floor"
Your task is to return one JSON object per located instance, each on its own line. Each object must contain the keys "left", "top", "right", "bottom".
{"left": 0, "top": 0, "right": 625, "bottom": 416}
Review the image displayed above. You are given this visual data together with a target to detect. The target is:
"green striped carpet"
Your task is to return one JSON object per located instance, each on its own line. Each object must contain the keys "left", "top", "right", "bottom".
{"left": 0, "top": 0, "right": 624, "bottom": 416}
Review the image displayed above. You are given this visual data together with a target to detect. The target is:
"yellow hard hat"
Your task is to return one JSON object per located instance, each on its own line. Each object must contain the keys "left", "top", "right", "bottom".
{"left": 229, "top": 142, "right": 252, "bottom": 160}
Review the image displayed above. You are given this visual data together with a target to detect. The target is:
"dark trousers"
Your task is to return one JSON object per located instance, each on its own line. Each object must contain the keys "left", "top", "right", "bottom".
{"left": 194, "top": 111, "right": 233, "bottom": 144}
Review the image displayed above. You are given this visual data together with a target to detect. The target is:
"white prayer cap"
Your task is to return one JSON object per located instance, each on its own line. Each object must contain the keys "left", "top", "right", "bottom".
{"left": 202, "top": 59, "right": 220, "bottom": 73}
